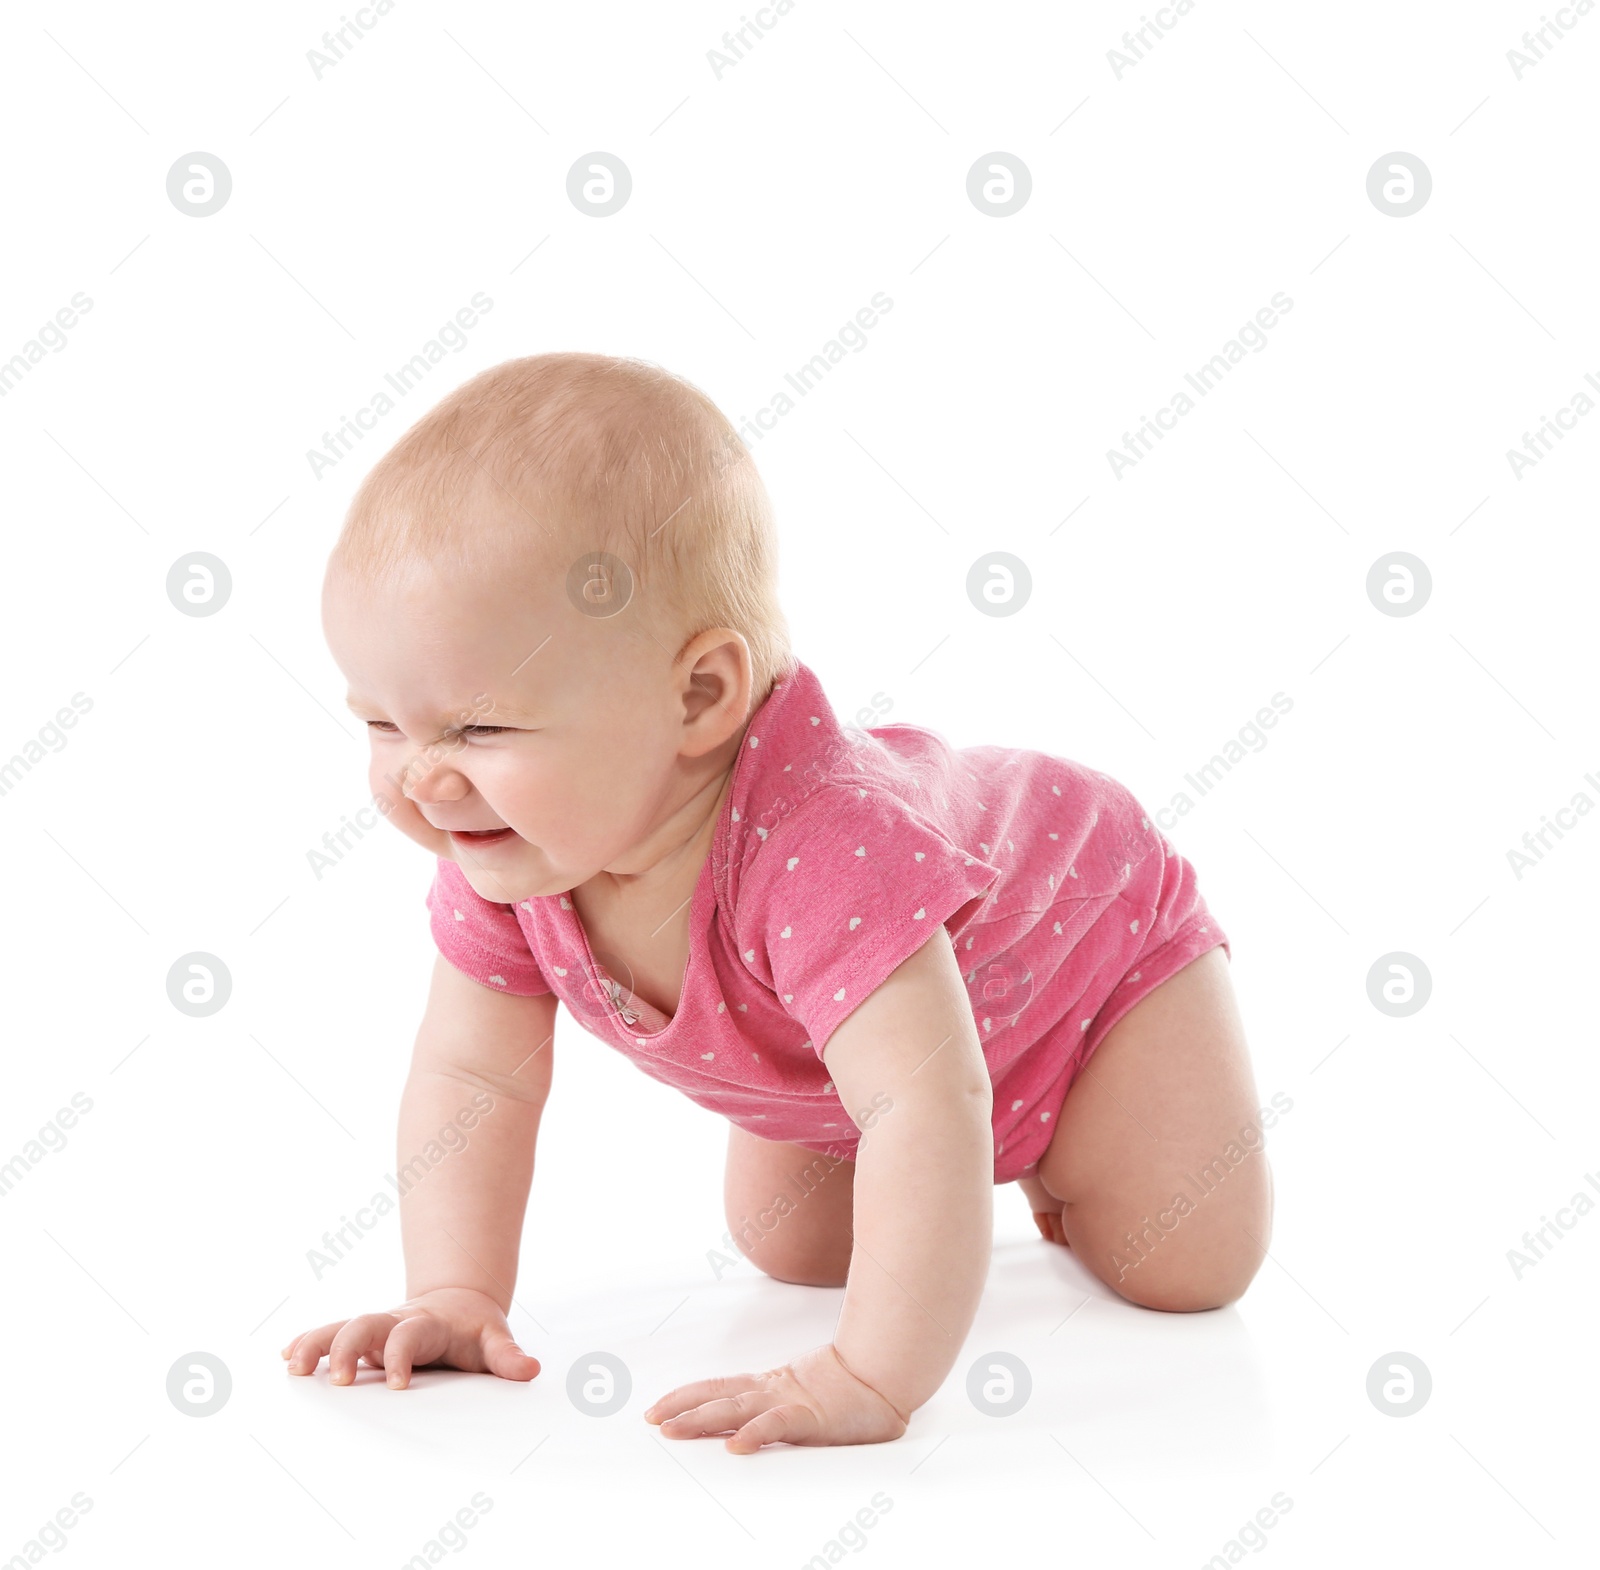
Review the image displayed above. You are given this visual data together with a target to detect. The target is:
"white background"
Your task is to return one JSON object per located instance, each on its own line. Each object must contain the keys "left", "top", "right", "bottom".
{"left": 1, "top": 0, "right": 1595, "bottom": 1565}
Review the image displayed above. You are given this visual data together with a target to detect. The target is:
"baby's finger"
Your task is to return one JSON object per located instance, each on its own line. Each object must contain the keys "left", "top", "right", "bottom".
{"left": 643, "top": 1374, "right": 754, "bottom": 1425}
{"left": 658, "top": 1391, "right": 770, "bottom": 1440}
{"left": 380, "top": 1314, "right": 450, "bottom": 1390}
{"left": 727, "top": 1403, "right": 817, "bottom": 1454}
{"left": 481, "top": 1328, "right": 541, "bottom": 1383}
{"left": 327, "top": 1315, "right": 398, "bottom": 1386}
{"left": 285, "top": 1321, "right": 349, "bottom": 1375}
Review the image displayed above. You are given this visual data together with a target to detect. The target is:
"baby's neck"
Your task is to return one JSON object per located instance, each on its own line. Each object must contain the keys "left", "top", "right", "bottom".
{"left": 577, "top": 761, "right": 733, "bottom": 916}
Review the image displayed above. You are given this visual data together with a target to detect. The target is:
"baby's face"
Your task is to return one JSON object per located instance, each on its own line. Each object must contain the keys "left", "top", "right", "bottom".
{"left": 322, "top": 550, "right": 694, "bottom": 906}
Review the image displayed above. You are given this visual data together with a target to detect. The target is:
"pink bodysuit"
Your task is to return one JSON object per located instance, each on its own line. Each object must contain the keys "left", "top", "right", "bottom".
{"left": 425, "top": 659, "right": 1229, "bottom": 1184}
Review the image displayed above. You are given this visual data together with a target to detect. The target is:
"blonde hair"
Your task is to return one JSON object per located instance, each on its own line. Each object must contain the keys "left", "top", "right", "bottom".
{"left": 328, "top": 351, "right": 797, "bottom": 712}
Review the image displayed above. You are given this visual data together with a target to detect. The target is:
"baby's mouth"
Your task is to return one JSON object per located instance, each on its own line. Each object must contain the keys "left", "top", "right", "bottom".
{"left": 450, "top": 826, "right": 517, "bottom": 845}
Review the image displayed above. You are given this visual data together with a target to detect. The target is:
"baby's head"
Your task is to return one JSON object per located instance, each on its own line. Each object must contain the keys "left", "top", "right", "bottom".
{"left": 322, "top": 351, "right": 795, "bottom": 905}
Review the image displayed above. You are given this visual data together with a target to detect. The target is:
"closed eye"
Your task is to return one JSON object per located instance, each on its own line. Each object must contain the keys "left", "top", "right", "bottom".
{"left": 365, "top": 721, "right": 514, "bottom": 738}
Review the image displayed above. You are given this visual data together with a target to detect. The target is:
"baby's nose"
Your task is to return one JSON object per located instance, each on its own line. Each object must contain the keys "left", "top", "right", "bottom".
{"left": 398, "top": 752, "right": 470, "bottom": 804}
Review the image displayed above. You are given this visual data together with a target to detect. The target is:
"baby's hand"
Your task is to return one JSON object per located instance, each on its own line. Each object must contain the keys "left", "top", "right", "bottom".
{"left": 644, "top": 1342, "right": 908, "bottom": 1453}
{"left": 281, "top": 1286, "right": 540, "bottom": 1389}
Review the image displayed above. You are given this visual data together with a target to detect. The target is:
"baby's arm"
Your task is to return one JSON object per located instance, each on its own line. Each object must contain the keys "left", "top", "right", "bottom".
{"left": 826, "top": 933, "right": 994, "bottom": 1417}
{"left": 283, "top": 954, "right": 556, "bottom": 1388}
{"left": 645, "top": 932, "right": 993, "bottom": 1448}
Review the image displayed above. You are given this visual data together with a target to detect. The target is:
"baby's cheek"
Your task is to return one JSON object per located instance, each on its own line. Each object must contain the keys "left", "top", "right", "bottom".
{"left": 391, "top": 799, "right": 451, "bottom": 854}
{"left": 367, "top": 767, "right": 446, "bottom": 851}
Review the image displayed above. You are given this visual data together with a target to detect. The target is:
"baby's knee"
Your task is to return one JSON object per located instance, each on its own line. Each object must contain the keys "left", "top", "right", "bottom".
{"left": 738, "top": 1234, "right": 851, "bottom": 1288}
{"left": 1077, "top": 1189, "right": 1271, "bottom": 1311}
{"left": 1110, "top": 1249, "right": 1261, "bottom": 1312}
{"left": 723, "top": 1207, "right": 853, "bottom": 1288}
{"left": 763, "top": 1255, "right": 851, "bottom": 1289}
{"left": 1102, "top": 1209, "right": 1268, "bottom": 1311}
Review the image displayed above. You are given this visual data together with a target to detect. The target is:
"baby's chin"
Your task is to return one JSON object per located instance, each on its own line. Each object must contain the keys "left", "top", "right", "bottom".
{"left": 453, "top": 843, "right": 569, "bottom": 905}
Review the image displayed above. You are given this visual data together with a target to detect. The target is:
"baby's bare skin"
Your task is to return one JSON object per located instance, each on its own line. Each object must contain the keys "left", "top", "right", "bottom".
{"left": 724, "top": 945, "right": 1272, "bottom": 1314}
{"left": 289, "top": 524, "right": 1271, "bottom": 1452}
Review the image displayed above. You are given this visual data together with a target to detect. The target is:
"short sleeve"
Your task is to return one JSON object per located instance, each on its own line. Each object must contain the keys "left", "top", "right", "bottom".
{"left": 731, "top": 784, "right": 999, "bottom": 1056}
{"left": 424, "top": 856, "right": 551, "bottom": 996}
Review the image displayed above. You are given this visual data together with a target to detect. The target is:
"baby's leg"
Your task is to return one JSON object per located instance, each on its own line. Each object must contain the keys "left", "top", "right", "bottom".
{"left": 723, "top": 1125, "right": 857, "bottom": 1287}
{"left": 1034, "top": 946, "right": 1273, "bottom": 1312}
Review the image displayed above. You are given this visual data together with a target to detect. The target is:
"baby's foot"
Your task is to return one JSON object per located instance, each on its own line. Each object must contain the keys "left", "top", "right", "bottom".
{"left": 1017, "top": 1175, "right": 1071, "bottom": 1248}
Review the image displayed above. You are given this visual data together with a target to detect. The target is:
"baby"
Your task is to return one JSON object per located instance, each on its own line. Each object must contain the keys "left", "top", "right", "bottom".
{"left": 285, "top": 351, "right": 1274, "bottom": 1452}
